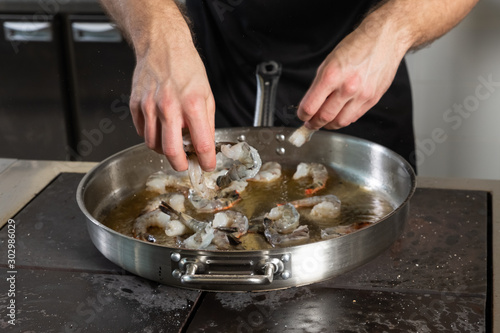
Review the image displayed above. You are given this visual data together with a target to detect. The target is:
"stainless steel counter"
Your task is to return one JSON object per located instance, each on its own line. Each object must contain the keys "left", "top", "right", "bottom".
{"left": 0, "top": 159, "right": 96, "bottom": 228}
{"left": 0, "top": 158, "right": 497, "bottom": 331}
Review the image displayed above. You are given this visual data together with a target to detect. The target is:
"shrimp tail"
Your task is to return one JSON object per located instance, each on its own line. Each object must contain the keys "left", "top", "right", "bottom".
{"left": 216, "top": 174, "right": 233, "bottom": 189}
{"left": 159, "top": 201, "right": 179, "bottom": 218}
{"left": 305, "top": 180, "right": 326, "bottom": 195}
{"left": 227, "top": 233, "right": 242, "bottom": 245}
{"left": 305, "top": 186, "right": 323, "bottom": 195}
{"left": 139, "top": 233, "right": 157, "bottom": 243}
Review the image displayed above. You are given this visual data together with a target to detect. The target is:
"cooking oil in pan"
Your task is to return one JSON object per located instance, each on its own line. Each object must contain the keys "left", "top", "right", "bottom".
{"left": 103, "top": 166, "right": 395, "bottom": 250}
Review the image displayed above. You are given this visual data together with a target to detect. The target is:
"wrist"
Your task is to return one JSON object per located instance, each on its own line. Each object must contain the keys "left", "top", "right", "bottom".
{"left": 127, "top": 2, "right": 194, "bottom": 59}
{"left": 359, "top": 4, "right": 416, "bottom": 59}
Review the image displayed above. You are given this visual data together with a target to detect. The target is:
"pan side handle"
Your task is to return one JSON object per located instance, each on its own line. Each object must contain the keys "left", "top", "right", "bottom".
{"left": 177, "top": 258, "right": 284, "bottom": 286}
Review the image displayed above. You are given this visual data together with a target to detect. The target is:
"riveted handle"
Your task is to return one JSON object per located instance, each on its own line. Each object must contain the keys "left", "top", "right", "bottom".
{"left": 253, "top": 61, "right": 282, "bottom": 127}
{"left": 178, "top": 258, "right": 284, "bottom": 285}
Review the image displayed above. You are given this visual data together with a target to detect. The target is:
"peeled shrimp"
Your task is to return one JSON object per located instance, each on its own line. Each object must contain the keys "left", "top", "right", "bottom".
{"left": 310, "top": 201, "right": 341, "bottom": 219}
{"left": 187, "top": 154, "right": 218, "bottom": 200}
{"left": 213, "top": 210, "right": 249, "bottom": 238}
{"left": 132, "top": 209, "right": 188, "bottom": 242}
{"left": 320, "top": 222, "right": 372, "bottom": 240}
{"left": 146, "top": 171, "right": 190, "bottom": 193}
{"left": 265, "top": 203, "right": 300, "bottom": 234}
{"left": 219, "top": 180, "right": 248, "bottom": 196}
{"left": 183, "top": 225, "right": 215, "bottom": 249}
{"left": 287, "top": 194, "right": 340, "bottom": 208}
{"left": 261, "top": 203, "right": 309, "bottom": 246}
{"left": 159, "top": 201, "right": 215, "bottom": 249}
{"left": 142, "top": 193, "right": 186, "bottom": 215}
{"left": 293, "top": 162, "right": 328, "bottom": 195}
{"left": 159, "top": 201, "right": 208, "bottom": 233}
{"left": 188, "top": 190, "right": 242, "bottom": 213}
{"left": 216, "top": 142, "right": 262, "bottom": 188}
{"left": 288, "top": 125, "right": 316, "bottom": 147}
{"left": 287, "top": 194, "right": 341, "bottom": 219}
{"left": 211, "top": 230, "right": 232, "bottom": 250}
{"left": 164, "top": 219, "right": 190, "bottom": 237}
{"left": 264, "top": 224, "right": 310, "bottom": 247}
{"left": 248, "top": 162, "right": 282, "bottom": 182}
{"left": 186, "top": 142, "right": 257, "bottom": 200}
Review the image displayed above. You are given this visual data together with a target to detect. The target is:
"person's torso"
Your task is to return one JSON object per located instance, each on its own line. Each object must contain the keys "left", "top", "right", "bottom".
{"left": 185, "top": 1, "right": 416, "bottom": 169}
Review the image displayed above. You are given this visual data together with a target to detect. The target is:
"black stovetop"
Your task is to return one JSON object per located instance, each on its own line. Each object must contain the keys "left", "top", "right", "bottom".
{"left": 0, "top": 173, "right": 490, "bottom": 332}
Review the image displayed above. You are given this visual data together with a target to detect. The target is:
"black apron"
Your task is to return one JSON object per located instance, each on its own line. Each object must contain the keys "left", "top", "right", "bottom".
{"left": 186, "top": 0, "right": 416, "bottom": 170}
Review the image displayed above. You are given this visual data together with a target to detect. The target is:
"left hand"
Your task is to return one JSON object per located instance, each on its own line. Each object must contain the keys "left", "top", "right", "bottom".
{"left": 297, "top": 18, "right": 410, "bottom": 130}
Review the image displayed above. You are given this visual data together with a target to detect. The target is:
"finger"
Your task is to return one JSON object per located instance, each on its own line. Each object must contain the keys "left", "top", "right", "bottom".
{"left": 323, "top": 98, "right": 374, "bottom": 130}
{"left": 129, "top": 96, "right": 145, "bottom": 137}
{"left": 160, "top": 112, "right": 188, "bottom": 171}
{"left": 185, "top": 95, "right": 216, "bottom": 172}
{"left": 306, "top": 90, "right": 351, "bottom": 129}
{"left": 142, "top": 98, "right": 162, "bottom": 153}
{"left": 297, "top": 64, "right": 341, "bottom": 122}
{"left": 206, "top": 94, "right": 216, "bottom": 139}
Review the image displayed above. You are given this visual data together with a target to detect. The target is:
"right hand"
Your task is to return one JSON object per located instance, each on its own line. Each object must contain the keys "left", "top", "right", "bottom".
{"left": 129, "top": 42, "right": 216, "bottom": 172}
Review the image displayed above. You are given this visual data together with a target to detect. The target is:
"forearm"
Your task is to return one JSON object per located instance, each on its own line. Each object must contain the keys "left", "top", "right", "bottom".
{"left": 99, "top": 1, "right": 215, "bottom": 172}
{"left": 361, "top": 0, "right": 479, "bottom": 56}
{"left": 297, "top": 0, "right": 478, "bottom": 131}
{"left": 99, "top": 0, "right": 193, "bottom": 57}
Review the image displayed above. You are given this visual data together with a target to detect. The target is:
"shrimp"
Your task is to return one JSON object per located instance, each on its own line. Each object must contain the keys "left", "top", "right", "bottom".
{"left": 292, "top": 162, "right": 328, "bottom": 195}
{"left": 287, "top": 194, "right": 340, "bottom": 208}
{"left": 164, "top": 219, "right": 190, "bottom": 237}
{"left": 146, "top": 171, "right": 190, "bottom": 193}
{"left": 187, "top": 154, "right": 218, "bottom": 200}
{"left": 159, "top": 201, "right": 215, "bottom": 249}
{"left": 261, "top": 203, "right": 308, "bottom": 246}
{"left": 320, "top": 222, "right": 372, "bottom": 240}
{"left": 212, "top": 229, "right": 242, "bottom": 250}
{"left": 248, "top": 162, "right": 282, "bottom": 182}
{"left": 219, "top": 180, "right": 248, "bottom": 196}
{"left": 212, "top": 210, "right": 249, "bottom": 238}
{"left": 188, "top": 190, "right": 242, "bottom": 213}
{"left": 287, "top": 194, "right": 341, "bottom": 219}
{"left": 186, "top": 142, "right": 256, "bottom": 199}
{"left": 132, "top": 209, "right": 189, "bottom": 242}
{"left": 182, "top": 225, "right": 215, "bottom": 249}
{"left": 265, "top": 203, "right": 300, "bottom": 234}
{"left": 310, "top": 201, "right": 341, "bottom": 219}
{"left": 159, "top": 201, "right": 208, "bottom": 233}
{"left": 187, "top": 179, "right": 248, "bottom": 213}
{"left": 264, "top": 223, "right": 310, "bottom": 247}
{"left": 288, "top": 125, "right": 316, "bottom": 147}
{"left": 211, "top": 230, "right": 231, "bottom": 250}
{"left": 142, "top": 193, "right": 186, "bottom": 215}
{"left": 216, "top": 142, "right": 262, "bottom": 188}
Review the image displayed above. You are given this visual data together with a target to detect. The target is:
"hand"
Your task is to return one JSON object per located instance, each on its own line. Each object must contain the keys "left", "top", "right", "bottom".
{"left": 129, "top": 42, "right": 216, "bottom": 172}
{"left": 297, "top": 16, "right": 410, "bottom": 130}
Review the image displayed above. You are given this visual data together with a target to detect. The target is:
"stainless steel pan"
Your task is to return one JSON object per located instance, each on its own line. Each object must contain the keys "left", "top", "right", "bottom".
{"left": 76, "top": 126, "right": 415, "bottom": 291}
{"left": 77, "top": 61, "right": 415, "bottom": 291}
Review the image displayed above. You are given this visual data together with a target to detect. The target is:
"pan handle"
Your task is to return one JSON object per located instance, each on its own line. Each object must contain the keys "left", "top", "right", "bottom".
{"left": 253, "top": 61, "right": 282, "bottom": 127}
{"left": 178, "top": 258, "right": 284, "bottom": 286}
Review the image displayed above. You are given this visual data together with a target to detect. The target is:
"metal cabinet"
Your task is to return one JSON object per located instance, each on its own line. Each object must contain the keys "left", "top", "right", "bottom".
{"left": 0, "top": 11, "right": 140, "bottom": 162}
{"left": 0, "top": 14, "right": 70, "bottom": 160}
{"left": 65, "top": 15, "right": 140, "bottom": 162}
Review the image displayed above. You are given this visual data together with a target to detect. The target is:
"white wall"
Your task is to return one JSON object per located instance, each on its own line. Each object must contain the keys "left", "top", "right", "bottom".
{"left": 406, "top": 0, "right": 500, "bottom": 180}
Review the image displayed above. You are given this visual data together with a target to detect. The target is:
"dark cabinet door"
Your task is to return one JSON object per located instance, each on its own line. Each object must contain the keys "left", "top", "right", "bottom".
{"left": 66, "top": 15, "right": 141, "bottom": 162}
{"left": 0, "top": 15, "right": 69, "bottom": 160}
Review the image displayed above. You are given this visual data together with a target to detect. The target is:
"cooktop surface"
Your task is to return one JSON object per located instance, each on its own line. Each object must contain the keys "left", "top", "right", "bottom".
{"left": 0, "top": 173, "right": 490, "bottom": 332}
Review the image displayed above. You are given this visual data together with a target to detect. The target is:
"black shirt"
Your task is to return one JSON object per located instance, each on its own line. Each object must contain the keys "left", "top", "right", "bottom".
{"left": 186, "top": 0, "right": 416, "bottom": 169}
